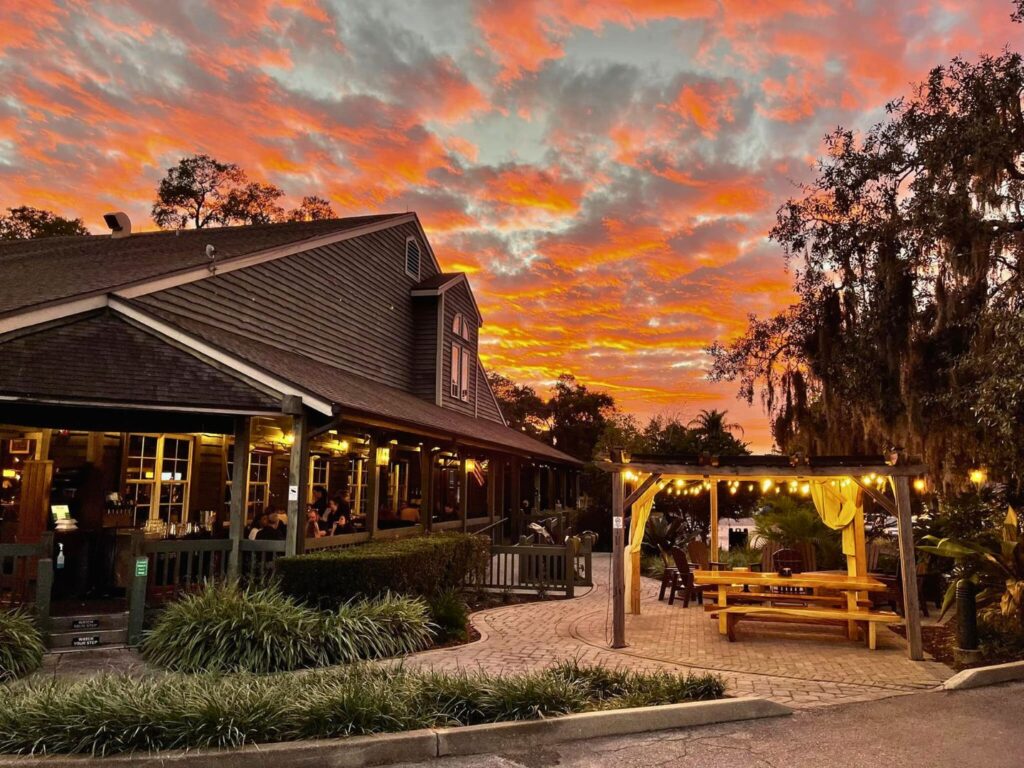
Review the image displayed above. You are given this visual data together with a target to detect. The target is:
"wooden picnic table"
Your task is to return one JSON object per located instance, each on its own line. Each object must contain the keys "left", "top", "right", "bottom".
{"left": 693, "top": 569, "right": 890, "bottom": 642}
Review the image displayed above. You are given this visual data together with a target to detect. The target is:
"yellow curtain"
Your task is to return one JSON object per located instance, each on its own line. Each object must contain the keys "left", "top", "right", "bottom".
{"left": 624, "top": 494, "right": 656, "bottom": 615}
{"left": 809, "top": 481, "right": 859, "bottom": 556}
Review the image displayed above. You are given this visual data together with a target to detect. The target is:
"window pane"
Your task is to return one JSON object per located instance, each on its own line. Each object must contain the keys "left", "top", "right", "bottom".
{"left": 450, "top": 343, "right": 460, "bottom": 397}
{"left": 461, "top": 348, "right": 471, "bottom": 401}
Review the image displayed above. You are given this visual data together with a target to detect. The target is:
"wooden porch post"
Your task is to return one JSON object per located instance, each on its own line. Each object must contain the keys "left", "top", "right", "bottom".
{"left": 460, "top": 456, "right": 470, "bottom": 531}
{"left": 227, "top": 416, "right": 251, "bottom": 579}
{"left": 611, "top": 469, "right": 626, "bottom": 648}
{"left": 419, "top": 449, "right": 432, "bottom": 529}
{"left": 510, "top": 457, "right": 522, "bottom": 538}
{"left": 709, "top": 478, "right": 719, "bottom": 558}
{"left": 283, "top": 397, "right": 309, "bottom": 557}
{"left": 487, "top": 456, "right": 498, "bottom": 521}
{"left": 893, "top": 475, "right": 923, "bottom": 660}
{"left": 532, "top": 465, "right": 541, "bottom": 513}
{"left": 366, "top": 434, "right": 380, "bottom": 539}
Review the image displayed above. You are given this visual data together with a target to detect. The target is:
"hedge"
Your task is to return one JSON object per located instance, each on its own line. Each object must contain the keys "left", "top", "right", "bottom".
{"left": 276, "top": 533, "right": 490, "bottom": 606}
{"left": 0, "top": 610, "right": 45, "bottom": 682}
{"left": 0, "top": 662, "right": 725, "bottom": 755}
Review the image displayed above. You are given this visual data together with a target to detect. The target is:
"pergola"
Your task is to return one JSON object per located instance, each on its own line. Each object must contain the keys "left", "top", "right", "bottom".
{"left": 599, "top": 452, "right": 927, "bottom": 660}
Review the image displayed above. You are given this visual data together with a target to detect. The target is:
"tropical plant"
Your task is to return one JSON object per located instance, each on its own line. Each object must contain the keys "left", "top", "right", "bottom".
{"left": 919, "top": 506, "right": 1024, "bottom": 625}
{"left": 0, "top": 610, "right": 45, "bottom": 682}
{"left": 643, "top": 512, "right": 685, "bottom": 555}
{"left": 719, "top": 544, "right": 764, "bottom": 570}
{"left": 140, "top": 581, "right": 431, "bottom": 673}
{"left": 754, "top": 496, "right": 832, "bottom": 550}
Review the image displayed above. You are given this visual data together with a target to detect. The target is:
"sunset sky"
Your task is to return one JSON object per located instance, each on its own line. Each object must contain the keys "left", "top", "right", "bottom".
{"left": 1, "top": 1, "right": 1020, "bottom": 449}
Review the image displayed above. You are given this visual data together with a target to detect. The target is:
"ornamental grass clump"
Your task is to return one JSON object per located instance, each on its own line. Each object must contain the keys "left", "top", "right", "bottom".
{"left": 0, "top": 609, "right": 45, "bottom": 682}
{"left": 140, "top": 582, "right": 432, "bottom": 673}
{"left": 0, "top": 663, "right": 726, "bottom": 756}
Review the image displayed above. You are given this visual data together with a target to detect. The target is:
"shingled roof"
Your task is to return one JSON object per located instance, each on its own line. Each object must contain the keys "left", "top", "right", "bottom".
{"left": 0, "top": 214, "right": 405, "bottom": 317}
{"left": 132, "top": 303, "right": 580, "bottom": 464}
{"left": 0, "top": 310, "right": 280, "bottom": 411}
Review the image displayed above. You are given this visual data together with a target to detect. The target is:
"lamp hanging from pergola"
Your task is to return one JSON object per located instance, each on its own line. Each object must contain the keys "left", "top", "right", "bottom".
{"left": 599, "top": 451, "right": 927, "bottom": 661}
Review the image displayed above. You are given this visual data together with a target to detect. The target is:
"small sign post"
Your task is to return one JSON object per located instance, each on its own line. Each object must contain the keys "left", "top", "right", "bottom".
{"left": 128, "top": 557, "right": 148, "bottom": 646}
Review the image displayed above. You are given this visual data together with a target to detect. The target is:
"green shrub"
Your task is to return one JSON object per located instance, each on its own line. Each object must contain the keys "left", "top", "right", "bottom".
{"left": 276, "top": 533, "right": 490, "bottom": 606}
{"left": 140, "top": 582, "right": 431, "bottom": 673}
{"left": 0, "top": 610, "right": 45, "bottom": 682}
{"left": 640, "top": 553, "right": 665, "bottom": 579}
{"left": 428, "top": 589, "right": 470, "bottom": 643}
{"left": 0, "top": 663, "right": 726, "bottom": 755}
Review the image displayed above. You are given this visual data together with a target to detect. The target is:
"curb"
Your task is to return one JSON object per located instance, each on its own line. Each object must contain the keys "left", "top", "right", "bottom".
{"left": 942, "top": 660, "right": 1024, "bottom": 690}
{"left": 0, "top": 697, "right": 791, "bottom": 767}
{"left": 436, "top": 697, "right": 791, "bottom": 757}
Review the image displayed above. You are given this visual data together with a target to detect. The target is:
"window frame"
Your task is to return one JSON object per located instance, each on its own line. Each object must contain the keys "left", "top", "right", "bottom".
{"left": 405, "top": 237, "right": 421, "bottom": 280}
{"left": 123, "top": 433, "right": 194, "bottom": 528}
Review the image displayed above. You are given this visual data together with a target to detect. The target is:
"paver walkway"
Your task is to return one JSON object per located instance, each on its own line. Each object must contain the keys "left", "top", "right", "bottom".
{"left": 403, "top": 554, "right": 951, "bottom": 709}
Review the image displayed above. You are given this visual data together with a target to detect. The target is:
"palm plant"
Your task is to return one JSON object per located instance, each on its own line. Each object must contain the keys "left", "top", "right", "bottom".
{"left": 919, "top": 506, "right": 1024, "bottom": 624}
{"left": 643, "top": 512, "right": 685, "bottom": 555}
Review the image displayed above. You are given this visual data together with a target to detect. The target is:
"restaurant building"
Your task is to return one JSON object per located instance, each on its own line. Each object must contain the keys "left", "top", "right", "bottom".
{"left": 0, "top": 212, "right": 580, "bottom": 610}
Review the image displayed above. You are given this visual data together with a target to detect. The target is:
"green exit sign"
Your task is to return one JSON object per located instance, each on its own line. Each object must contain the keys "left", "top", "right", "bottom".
{"left": 135, "top": 559, "right": 148, "bottom": 577}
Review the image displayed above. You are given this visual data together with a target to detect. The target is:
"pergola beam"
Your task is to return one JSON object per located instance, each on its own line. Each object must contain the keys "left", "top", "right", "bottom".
{"left": 624, "top": 473, "right": 662, "bottom": 508}
{"left": 852, "top": 477, "right": 897, "bottom": 516}
{"left": 600, "top": 461, "right": 927, "bottom": 478}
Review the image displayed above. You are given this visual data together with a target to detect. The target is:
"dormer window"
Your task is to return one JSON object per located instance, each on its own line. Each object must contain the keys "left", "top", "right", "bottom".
{"left": 450, "top": 312, "right": 472, "bottom": 402}
{"left": 405, "top": 238, "right": 421, "bottom": 279}
{"left": 452, "top": 312, "right": 471, "bottom": 341}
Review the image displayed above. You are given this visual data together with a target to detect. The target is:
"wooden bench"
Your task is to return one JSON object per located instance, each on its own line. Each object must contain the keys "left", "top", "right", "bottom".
{"left": 702, "top": 591, "right": 872, "bottom": 610}
{"left": 710, "top": 605, "right": 901, "bottom": 649}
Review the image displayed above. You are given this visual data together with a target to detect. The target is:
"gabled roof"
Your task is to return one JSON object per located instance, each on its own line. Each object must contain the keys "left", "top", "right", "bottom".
{"left": 410, "top": 272, "right": 483, "bottom": 324}
{"left": 0, "top": 310, "right": 280, "bottom": 412}
{"left": 121, "top": 300, "right": 580, "bottom": 465}
{"left": 0, "top": 213, "right": 408, "bottom": 319}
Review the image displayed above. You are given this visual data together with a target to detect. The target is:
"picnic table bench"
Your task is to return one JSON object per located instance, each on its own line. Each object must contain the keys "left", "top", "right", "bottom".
{"left": 708, "top": 605, "right": 902, "bottom": 649}
{"left": 693, "top": 569, "right": 896, "bottom": 648}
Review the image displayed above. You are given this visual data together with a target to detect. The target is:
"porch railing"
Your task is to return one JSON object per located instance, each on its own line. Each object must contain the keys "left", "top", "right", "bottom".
{"left": 467, "top": 535, "right": 592, "bottom": 597}
{"left": 141, "top": 538, "right": 231, "bottom": 602}
{"left": 238, "top": 538, "right": 287, "bottom": 580}
{"left": 0, "top": 535, "right": 53, "bottom": 622}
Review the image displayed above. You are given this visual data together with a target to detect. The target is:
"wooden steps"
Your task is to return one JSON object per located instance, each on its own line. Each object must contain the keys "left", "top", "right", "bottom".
{"left": 46, "top": 612, "right": 129, "bottom": 651}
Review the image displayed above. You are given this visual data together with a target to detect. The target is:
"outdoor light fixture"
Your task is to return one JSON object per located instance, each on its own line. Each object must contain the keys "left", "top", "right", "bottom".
{"left": 282, "top": 432, "right": 295, "bottom": 447}
{"left": 375, "top": 446, "right": 391, "bottom": 467}
{"left": 913, "top": 478, "right": 927, "bottom": 493}
{"left": 761, "top": 479, "right": 773, "bottom": 492}
{"left": 969, "top": 468, "right": 987, "bottom": 486}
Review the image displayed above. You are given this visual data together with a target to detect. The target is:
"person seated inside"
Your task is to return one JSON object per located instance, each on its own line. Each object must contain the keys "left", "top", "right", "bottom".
{"left": 246, "top": 511, "right": 269, "bottom": 540}
{"left": 305, "top": 505, "right": 325, "bottom": 539}
{"left": 256, "top": 511, "right": 287, "bottom": 540}
{"left": 326, "top": 495, "right": 354, "bottom": 535}
{"left": 398, "top": 497, "right": 421, "bottom": 524}
{"left": 311, "top": 485, "right": 328, "bottom": 520}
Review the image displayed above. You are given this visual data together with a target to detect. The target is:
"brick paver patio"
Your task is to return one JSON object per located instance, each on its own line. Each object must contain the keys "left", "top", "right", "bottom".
{"left": 404, "top": 553, "right": 952, "bottom": 709}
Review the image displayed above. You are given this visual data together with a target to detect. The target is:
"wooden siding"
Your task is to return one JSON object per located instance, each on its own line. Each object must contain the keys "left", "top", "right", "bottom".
{"left": 474, "top": 358, "right": 505, "bottom": 425}
{"left": 137, "top": 221, "right": 438, "bottom": 394}
{"left": 410, "top": 297, "right": 439, "bottom": 403}
{"left": 441, "top": 281, "right": 478, "bottom": 417}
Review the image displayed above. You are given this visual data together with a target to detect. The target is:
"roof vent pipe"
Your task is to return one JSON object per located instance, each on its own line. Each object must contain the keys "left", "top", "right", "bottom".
{"left": 103, "top": 212, "right": 132, "bottom": 239}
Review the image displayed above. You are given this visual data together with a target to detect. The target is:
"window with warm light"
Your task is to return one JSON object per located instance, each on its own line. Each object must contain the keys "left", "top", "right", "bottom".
{"left": 124, "top": 434, "right": 193, "bottom": 526}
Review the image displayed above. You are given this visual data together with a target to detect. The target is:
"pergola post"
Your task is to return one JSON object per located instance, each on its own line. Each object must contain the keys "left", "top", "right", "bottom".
{"left": 283, "top": 397, "right": 309, "bottom": 557}
{"left": 611, "top": 469, "right": 626, "bottom": 648}
{"left": 893, "top": 475, "right": 923, "bottom": 660}
{"left": 709, "top": 478, "right": 719, "bottom": 557}
{"left": 227, "top": 415, "right": 251, "bottom": 579}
